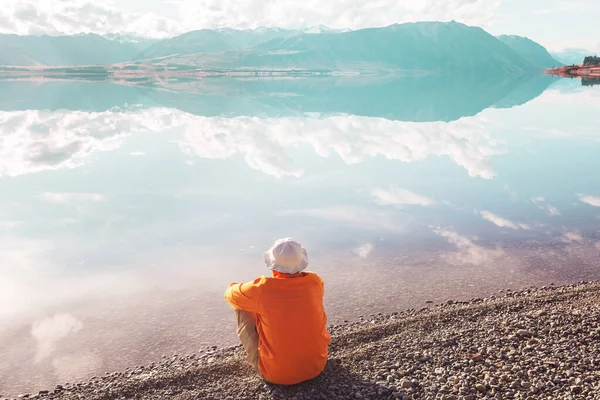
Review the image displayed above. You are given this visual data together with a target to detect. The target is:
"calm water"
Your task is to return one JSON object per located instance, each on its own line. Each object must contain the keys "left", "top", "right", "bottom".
{"left": 1, "top": 74, "right": 600, "bottom": 394}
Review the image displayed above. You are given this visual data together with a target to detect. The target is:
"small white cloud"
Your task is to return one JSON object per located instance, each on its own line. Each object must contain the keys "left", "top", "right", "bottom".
{"left": 31, "top": 313, "right": 83, "bottom": 362}
{"left": 547, "top": 205, "right": 561, "bottom": 216}
{"left": 371, "top": 187, "right": 436, "bottom": 206}
{"left": 129, "top": 152, "right": 146, "bottom": 156}
{"left": 579, "top": 194, "right": 600, "bottom": 207}
{"left": 561, "top": 232, "right": 583, "bottom": 243}
{"left": 353, "top": 242, "right": 374, "bottom": 259}
{"left": 531, "top": 197, "right": 561, "bottom": 216}
{"left": 480, "top": 211, "right": 530, "bottom": 230}
{"left": 434, "top": 227, "right": 504, "bottom": 266}
{"left": 279, "top": 206, "right": 403, "bottom": 231}
{"left": 40, "top": 192, "right": 104, "bottom": 203}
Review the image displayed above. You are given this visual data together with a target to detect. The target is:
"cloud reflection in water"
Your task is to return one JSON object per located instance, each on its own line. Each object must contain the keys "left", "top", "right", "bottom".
{"left": 0, "top": 109, "right": 505, "bottom": 179}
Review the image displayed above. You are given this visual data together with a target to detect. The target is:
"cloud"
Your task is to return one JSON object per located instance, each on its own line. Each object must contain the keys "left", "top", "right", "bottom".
{"left": 579, "top": 194, "right": 600, "bottom": 207}
{"left": 533, "top": 1, "right": 591, "bottom": 15}
{"left": 371, "top": 187, "right": 436, "bottom": 207}
{"left": 353, "top": 242, "right": 374, "bottom": 258}
{"left": 279, "top": 206, "right": 402, "bottom": 231}
{"left": 480, "top": 211, "right": 530, "bottom": 230}
{"left": 546, "top": 205, "right": 561, "bottom": 216}
{"left": 40, "top": 192, "right": 105, "bottom": 203}
{"left": 561, "top": 232, "right": 583, "bottom": 243}
{"left": 31, "top": 313, "right": 83, "bottom": 362}
{"left": 0, "top": 0, "right": 172, "bottom": 37}
{"left": 0, "top": 109, "right": 159, "bottom": 177}
{"left": 174, "top": 0, "right": 502, "bottom": 32}
{"left": 434, "top": 227, "right": 505, "bottom": 266}
{"left": 531, "top": 197, "right": 560, "bottom": 216}
{"left": 1, "top": 109, "right": 505, "bottom": 179}
{"left": 179, "top": 115, "right": 504, "bottom": 179}
{"left": 0, "top": 0, "right": 503, "bottom": 37}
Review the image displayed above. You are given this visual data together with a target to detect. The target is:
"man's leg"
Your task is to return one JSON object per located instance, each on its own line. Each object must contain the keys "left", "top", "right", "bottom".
{"left": 235, "top": 309, "right": 259, "bottom": 369}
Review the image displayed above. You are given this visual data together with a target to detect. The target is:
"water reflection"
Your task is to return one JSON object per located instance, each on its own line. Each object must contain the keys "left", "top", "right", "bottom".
{"left": 0, "top": 110, "right": 503, "bottom": 178}
{"left": 0, "top": 73, "right": 557, "bottom": 122}
{"left": 32, "top": 314, "right": 83, "bottom": 362}
{"left": 1, "top": 77, "right": 600, "bottom": 394}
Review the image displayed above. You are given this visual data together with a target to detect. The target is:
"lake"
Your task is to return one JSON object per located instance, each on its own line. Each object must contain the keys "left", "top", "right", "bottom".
{"left": 1, "top": 74, "right": 600, "bottom": 395}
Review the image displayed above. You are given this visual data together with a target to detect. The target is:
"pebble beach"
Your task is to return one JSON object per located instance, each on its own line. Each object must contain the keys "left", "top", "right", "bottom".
{"left": 5, "top": 281, "right": 600, "bottom": 400}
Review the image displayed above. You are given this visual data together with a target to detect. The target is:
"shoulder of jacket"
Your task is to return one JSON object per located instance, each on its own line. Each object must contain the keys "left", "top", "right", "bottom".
{"left": 305, "top": 271, "right": 324, "bottom": 283}
{"left": 254, "top": 275, "right": 268, "bottom": 284}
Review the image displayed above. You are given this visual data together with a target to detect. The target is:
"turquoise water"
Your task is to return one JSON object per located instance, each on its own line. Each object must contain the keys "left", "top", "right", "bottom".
{"left": 1, "top": 74, "right": 600, "bottom": 393}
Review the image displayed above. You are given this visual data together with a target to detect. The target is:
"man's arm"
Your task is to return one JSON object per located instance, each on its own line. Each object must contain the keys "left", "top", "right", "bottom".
{"left": 224, "top": 276, "right": 266, "bottom": 312}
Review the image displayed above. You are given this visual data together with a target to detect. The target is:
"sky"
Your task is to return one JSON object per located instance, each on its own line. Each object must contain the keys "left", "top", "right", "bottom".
{"left": 0, "top": 0, "right": 598, "bottom": 52}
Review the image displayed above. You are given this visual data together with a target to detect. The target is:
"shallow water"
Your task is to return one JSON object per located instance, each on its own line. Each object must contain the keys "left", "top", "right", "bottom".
{"left": 1, "top": 74, "right": 600, "bottom": 394}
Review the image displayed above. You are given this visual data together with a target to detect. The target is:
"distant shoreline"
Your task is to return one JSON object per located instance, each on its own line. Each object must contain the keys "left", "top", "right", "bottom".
{"left": 8, "top": 281, "right": 600, "bottom": 400}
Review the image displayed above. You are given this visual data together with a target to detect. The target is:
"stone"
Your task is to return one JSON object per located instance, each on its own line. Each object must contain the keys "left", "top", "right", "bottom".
{"left": 517, "top": 329, "right": 532, "bottom": 337}
{"left": 475, "top": 383, "right": 486, "bottom": 392}
{"left": 400, "top": 379, "right": 414, "bottom": 389}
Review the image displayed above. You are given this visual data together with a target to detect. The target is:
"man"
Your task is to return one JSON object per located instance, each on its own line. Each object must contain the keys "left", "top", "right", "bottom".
{"left": 224, "top": 238, "right": 331, "bottom": 385}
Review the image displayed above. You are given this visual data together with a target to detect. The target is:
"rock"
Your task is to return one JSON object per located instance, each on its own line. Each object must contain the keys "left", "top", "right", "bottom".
{"left": 400, "top": 379, "right": 414, "bottom": 389}
{"left": 517, "top": 329, "right": 532, "bottom": 337}
{"left": 475, "top": 383, "right": 486, "bottom": 392}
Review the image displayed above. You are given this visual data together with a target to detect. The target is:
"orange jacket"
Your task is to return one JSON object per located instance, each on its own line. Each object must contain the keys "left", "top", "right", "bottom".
{"left": 224, "top": 271, "right": 330, "bottom": 385}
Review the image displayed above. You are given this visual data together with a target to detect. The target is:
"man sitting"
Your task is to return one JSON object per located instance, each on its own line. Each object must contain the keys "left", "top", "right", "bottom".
{"left": 224, "top": 238, "right": 331, "bottom": 385}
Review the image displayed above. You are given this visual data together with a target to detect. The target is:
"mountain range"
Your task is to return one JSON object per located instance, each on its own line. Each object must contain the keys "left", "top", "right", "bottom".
{"left": 0, "top": 22, "right": 561, "bottom": 74}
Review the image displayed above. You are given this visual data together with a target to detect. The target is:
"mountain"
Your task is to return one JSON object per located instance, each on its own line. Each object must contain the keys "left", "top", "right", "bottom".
{"left": 496, "top": 35, "right": 561, "bottom": 69}
{"left": 134, "top": 26, "right": 349, "bottom": 60}
{"left": 551, "top": 48, "right": 595, "bottom": 65}
{"left": 0, "top": 22, "right": 560, "bottom": 73}
{"left": 0, "top": 34, "right": 153, "bottom": 66}
{"left": 134, "top": 28, "right": 294, "bottom": 60}
{"left": 148, "top": 22, "right": 552, "bottom": 74}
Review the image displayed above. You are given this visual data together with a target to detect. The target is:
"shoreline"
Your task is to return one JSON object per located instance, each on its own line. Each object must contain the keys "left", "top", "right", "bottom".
{"left": 5, "top": 281, "right": 600, "bottom": 400}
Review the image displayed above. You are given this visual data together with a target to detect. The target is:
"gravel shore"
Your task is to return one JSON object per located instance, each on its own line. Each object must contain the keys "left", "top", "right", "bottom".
{"left": 6, "top": 281, "right": 600, "bottom": 400}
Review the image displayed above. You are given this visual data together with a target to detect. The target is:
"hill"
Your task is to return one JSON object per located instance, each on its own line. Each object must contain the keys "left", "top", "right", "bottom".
{"left": 149, "top": 22, "right": 551, "bottom": 74}
{"left": 0, "top": 34, "right": 153, "bottom": 66}
{"left": 496, "top": 35, "right": 561, "bottom": 69}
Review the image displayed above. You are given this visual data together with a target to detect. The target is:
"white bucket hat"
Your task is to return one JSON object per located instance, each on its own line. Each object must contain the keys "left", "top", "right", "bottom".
{"left": 264, "top": 238, "right": 308, "bottom": 274}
